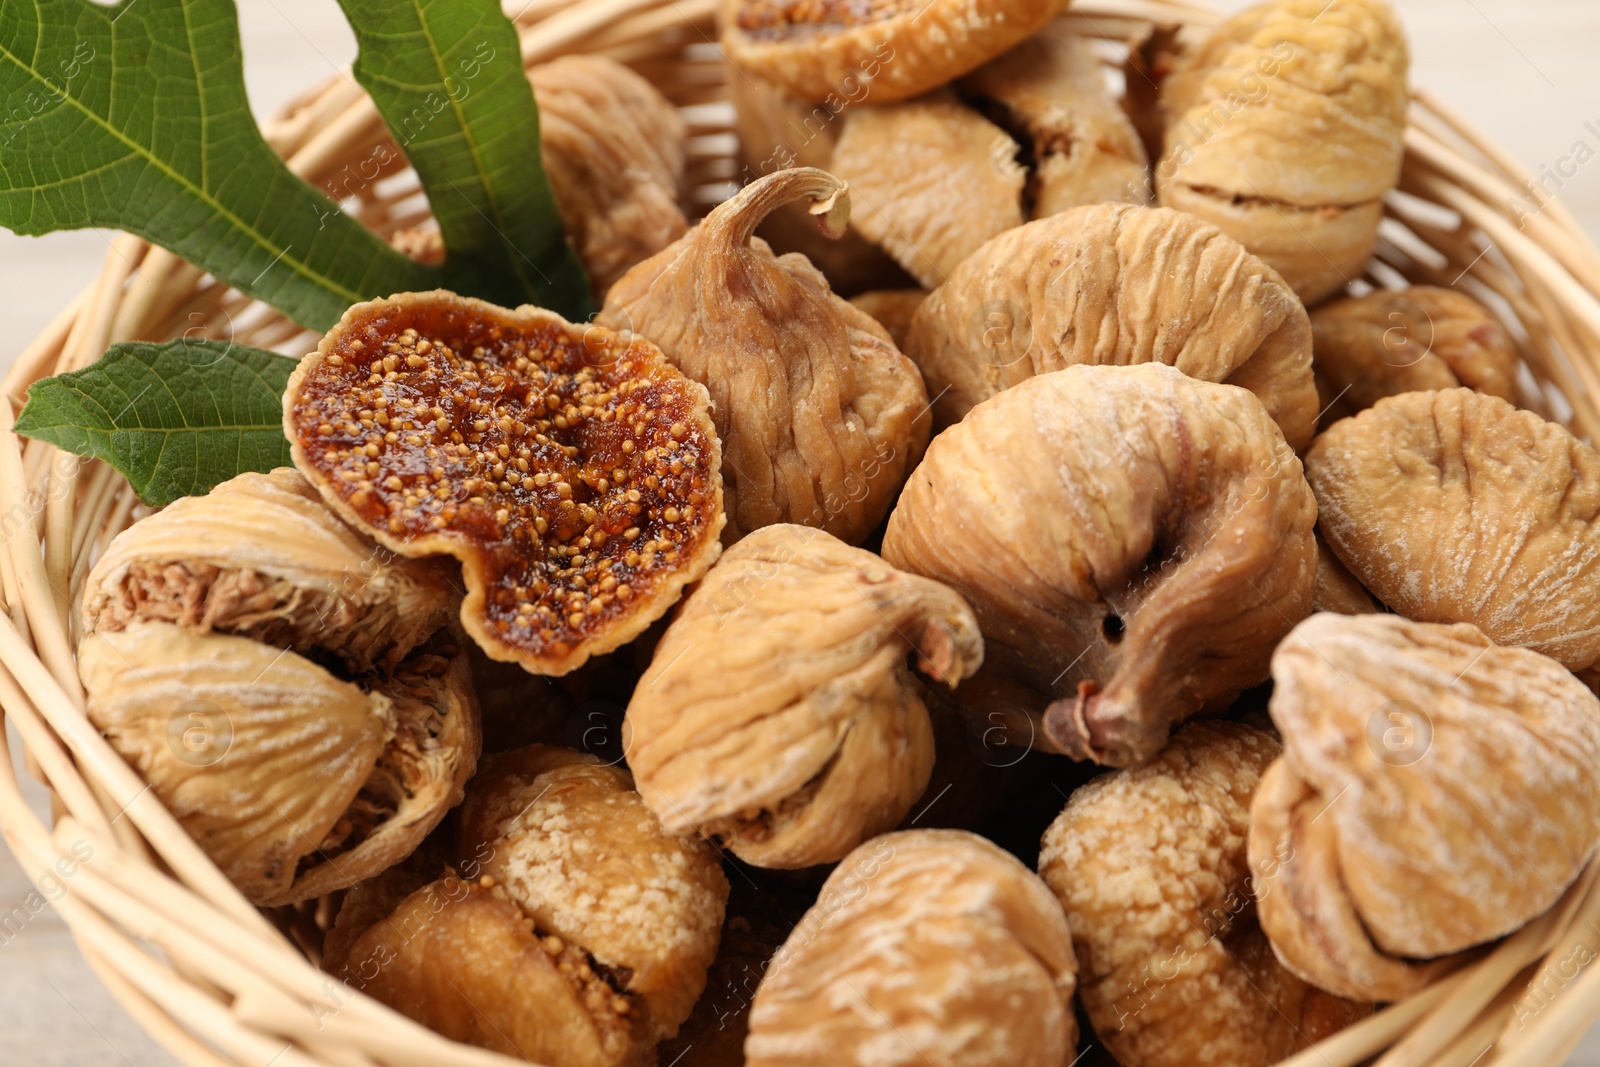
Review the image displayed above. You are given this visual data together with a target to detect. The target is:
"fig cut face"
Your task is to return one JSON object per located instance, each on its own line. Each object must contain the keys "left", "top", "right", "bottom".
{"left": 285, "top": 291, "right": 724, "bottom": 675}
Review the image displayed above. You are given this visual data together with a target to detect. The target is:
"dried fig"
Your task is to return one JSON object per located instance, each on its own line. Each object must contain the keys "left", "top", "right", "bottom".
{"left": 1313, "top": 533, "right": 1376, "bottom": 615}
{"left": 847, "top": 289, "right": 925, "bottom": 350}
{"left": 1250, "top": 613, "right": 1600, "bottom": 1000}
{"left": 1309, "top": 286, "right": 1519, "bottom": 423}
{"left": 1039, "top": 721, "right": 1370, "bottom": 1067}
{"left": 959, "top": 23, "right": 1151, "bottom": 215}
{"left": 601, "top": 168, "right": 930, "bottom": 545}
{"left": 330, "top": 745, "right": 727, "bottom": 1066}
{"left": 882, "top": 363, "right": 1317, "bottom": 766}
{"left": 82, "top": 467, "right": 457, "bottom": 671}
{"left": 284, "top": 290, "right": 724, "bottom": 675}
{"left": 531, "top": 55, "right": 688, "bottom": 297}
{"left": 1154, "top": 0, "right": 1408, "bottom": 303}
{"left": 903, "top": 203, "right": 1318, "bottom": 445}
{"left": 720, "top": 0, "right": 1061, "bottom": 106}
{"left": 79, "top": 621, "right": 479, "bottom": 906}
{"left": 623, "top": 523, "right": 981, "bottom": 868}
{"left": 746, "top": 828, "right": 1078, "bottom": 1066}
{"left": 829, "top": 91, "right": 1026, "bottom": 288}
{"left": 1306, "top": 388, "right": 1600, "bottom": 669}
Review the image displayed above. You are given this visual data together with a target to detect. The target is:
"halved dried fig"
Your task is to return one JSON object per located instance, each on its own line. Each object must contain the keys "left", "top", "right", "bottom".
{"left": 882, "top": 363, "right": 1318, "bottom": 766}
{"left": 959, "top": 23, "right": 1151, "bottom": 215}
{"left": 1306, "top": 388, "right": 1600, "bottom": 669}
{"left": 331, "top": 745, "right": 728, "bottom": 1066}
{"left": 904, "top": 203, "right": 1319, "bottom": 445}
{"left": 746, "top": 829, "right": 1079, "bottom": 1067}
{"left": 78, "top": 621, "right": 479, "bottom": 907}
{"left": 720, "top": 0, "right": 1062, "bottom": 105}
{"left": 82, "top": 467, "right": 457, "bottom": 672}
{"left": 623, "top": 523, "right": 980, "bottom": 868}
{"left": 1251, "top": 613, "right": 1600, "bottom": 1000}
{"left": 532, "top": 55, "right": 688, "bottom": 297}
{"left": 601, "top": 168, "right": 929, "bottom": 545}
{"left": 1039, "top": 721, "right": 1371, "bottom": 1067}
{"left": 829, "top": 91, "right": 1026, "bottom": 288}
{"left": 1309, "top": 286, "right": 1519, "bottom": 424}
{"left": 284, "top": 291, "right": 724, "bottom": 676}
{"left": 1154, "top": 0, "right": 1409, "bottom": 303}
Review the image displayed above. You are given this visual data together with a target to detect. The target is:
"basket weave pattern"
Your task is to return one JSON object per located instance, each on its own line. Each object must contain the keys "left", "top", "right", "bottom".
{"left": 4, "top": 1, "right": 1600, "bottom": 1065}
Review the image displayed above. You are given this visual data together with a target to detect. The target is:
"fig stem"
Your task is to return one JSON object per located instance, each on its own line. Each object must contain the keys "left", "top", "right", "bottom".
{"left": 704, "top": 167, "right": 851, "bottom": 249}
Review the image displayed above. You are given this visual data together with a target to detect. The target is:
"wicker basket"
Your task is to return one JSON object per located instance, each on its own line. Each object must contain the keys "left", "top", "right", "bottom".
{"left": 4, "top": 0, "right": 1600, "bottom": 1064}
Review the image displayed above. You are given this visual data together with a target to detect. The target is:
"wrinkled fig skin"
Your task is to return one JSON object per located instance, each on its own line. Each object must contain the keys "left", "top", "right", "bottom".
{"left": 746, "top": 829, "right": 1078, "bottom": 1067}
{"left": 1251, "top": 613, "right": 1600, "bottom": 1001}
{"left": 1313, "top": 533, "right": 1377, "bottom": 615}
{"left": 531, "top": 55, "right": 688, "bottom": 298}
{"left": 81, "top": 467, "right": 458, "bottom": 673}
{"left": 1155, "top": 0, "right": 1409, "bottom": 303}
{"left": 1309, "top": 286, "right": 1519, "bottom": 424}
{"left": 1039, "top": 722, "right": 1371, "bottom": 1067}
{"left": 720, "top": 0, "right": 1063, "bottom": 106}
{"left": 602, "top": 168, "right": 931, "bottom": 546}
{"left": 624, "top": 524, "right": 982, "bottom": 868}
{"left": 1307, "top": 389, "right": 1600, "bottom": 669}
{"left": 830, "top": 92, "right": 1025, "bottom": 289}
{"left": 78, "top": 621, "right": 480, "bottom": 907}
{"left": 883, "top": 364, "right": 1317, "bottom": 767}
{"left": 905, "top": 203, "right": 1319, "bottom": 447}
{"left": 332, "top": 746, "right": 728, "bottom": 1067}
{"left": 959, "top": 24, "right": 1151, "bottom": 215}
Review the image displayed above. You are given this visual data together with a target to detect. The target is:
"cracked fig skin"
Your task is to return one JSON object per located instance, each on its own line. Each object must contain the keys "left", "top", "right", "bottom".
{"left": 1251, "top": 613, "right": 1600, "bottom": 1001}
{"left": 81, "top": 467, "right": 457, "bottom": 672}
{"left": 602, "top": 168, "right": 929, "bottom": 546}
{"left": 79, "top": 621, "right": 479, "bottom": 907}
{"left": 746, "top": 829, "right": 1078, "bottom": 1067}
{"left": 905, "top": 203, "right": 1317, "bottom": 443}
{"left": 1307, "top": 388, "right": 1600, "bottom": 669}
{"left": 623, "top": 524, "right": 982, "bottom": 868}
{"left": 1039, "top": 722, "right": 1371, "bottom": 1067}
{"left": 883, "top": 363, "right": 1317, "bottom": 766}
{"left": 285, "top": 291, "right": 724, "bottom": 676}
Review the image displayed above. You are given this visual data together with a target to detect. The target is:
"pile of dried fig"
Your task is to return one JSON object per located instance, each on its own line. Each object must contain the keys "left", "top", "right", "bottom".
{"left": 69, "top": 1, "right": 1600, "bottom": 1064}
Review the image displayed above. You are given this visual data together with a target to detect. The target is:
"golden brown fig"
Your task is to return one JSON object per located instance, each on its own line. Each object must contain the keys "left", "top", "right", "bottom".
{"left": 1309, "top": 286, "right": 1519, "bottom": 423}
{"left": 960, "top": 24, "right": 1151, "bottom": 215}
{"left": 284, "top": 291, "right": 724, "bottom": 676}
{"left": 848, "top": 289, "right": 925, "bottom": 350}
{"left": 882, "top": 363, "right": 1318, "bottom": 766}
{"left": 720, "top": 0, "right": 1062, "bottom": 106}
{"left": 79, "top": 622, "right": 479, "bottom": 907}
{"left": 904, "top": 203, "right": 1319, "bottom": 445}
{"left": 1039, "top": 721, "right": 1371, "bottom": 1067}
{"left": 601, "top": 168, "right": 930, "bottom": 545}
{"left": 623, "top": 524, "right": 981, "bottom": 868}
{"left": 830, "top": 92, "right": 1025, "bottom": 289}
{"left": 1155, "top": 0, "right": 1409, "bottom": 302}
{"left": 1250, "top": 613, "right": 1600, "bottom": 1000}
{"left": 1306, "top": 388, "right": 1600, "bottom": 669}
{"left": 746, "top": 829, "right": 1078, "bottom": 1066}
{"left": 81, "top": 467, "right": 457, "bottom": 672}
{"left": 330, "top": 746, "right": 728, "bottom": 1067}
{"left": 1313, "top": 533, "right": 1376, "bottom": 615}
{"left": 531, "top": 55, "right": 688, "bottom": 297}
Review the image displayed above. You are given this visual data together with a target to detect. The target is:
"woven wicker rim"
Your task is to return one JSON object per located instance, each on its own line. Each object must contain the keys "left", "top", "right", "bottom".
{"left": 3, "top": 1, "right": 1599, "bottom": 1065}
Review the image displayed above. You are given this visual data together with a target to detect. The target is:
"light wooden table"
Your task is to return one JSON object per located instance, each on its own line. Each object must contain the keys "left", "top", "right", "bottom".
{"left": 1, "top": 0, "right": 1598, "bottom": 1064}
